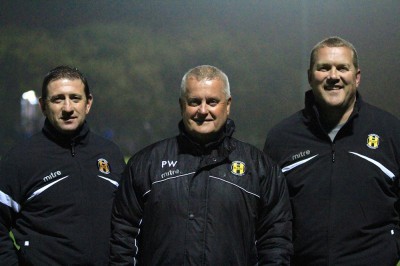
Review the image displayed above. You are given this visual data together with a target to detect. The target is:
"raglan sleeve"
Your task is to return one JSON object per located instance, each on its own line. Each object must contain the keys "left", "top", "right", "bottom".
{"left": 109, "top": 155, "right": 145, "bottom": 266}
{"left": 0, "top": 154, "right": 21, "bottom": 265}
{"left": 256, "top": 153, "right": 293, "bottom": 265}
{"left": 263, "top": 128, "right": 281, "bottom": 163}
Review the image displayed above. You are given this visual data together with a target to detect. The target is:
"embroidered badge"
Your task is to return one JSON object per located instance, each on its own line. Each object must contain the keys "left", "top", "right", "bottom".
{"left": 97, "top": 158, "right": 111, "bottom": 174}
{"left": 366, "top": 134, "right": 380, "bottom": 149}
{"left": 231, "top": 161, "right": 246, "bottom": 176}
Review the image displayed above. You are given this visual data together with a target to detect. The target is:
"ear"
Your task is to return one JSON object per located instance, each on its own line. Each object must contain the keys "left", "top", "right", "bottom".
{"left": 307, "top": 69, "right": 312, "bottom": 84}
{"left": 85, "top": 94, "right": 93, "bottom": 114}
{"left": 179, "top": 98, "right": 184, "bottom": 114}
{"left": 355, "top": 68, "right": 361, "bottom": 87}
{"left": 38, "top": 97, "right": 47, "bottom": 115}
{"left": 226, "top": 97, "right": 232, "bottom": 116}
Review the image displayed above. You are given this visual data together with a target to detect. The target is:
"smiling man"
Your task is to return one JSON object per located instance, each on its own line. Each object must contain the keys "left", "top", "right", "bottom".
{"left": 264, "top": 37, "right": 400, "bottom": 265}
{"left": 110, "top": 65, "right": 293, "bottom": 265}
{"left": 0, "top": 66, "right": 125, "bottom": 265}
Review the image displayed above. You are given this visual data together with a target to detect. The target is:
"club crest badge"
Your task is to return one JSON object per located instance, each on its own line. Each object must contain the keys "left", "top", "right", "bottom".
{"left": 366, "top": 134, "right": 380, "bottom": 149}
{"left": 231, "top": 161, "right": 246, "bottom": 176}
{"left": 97, "top": 158, "right": 111, "bottom": 174}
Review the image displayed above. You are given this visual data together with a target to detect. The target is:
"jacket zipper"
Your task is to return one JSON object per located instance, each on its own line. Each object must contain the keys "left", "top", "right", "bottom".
{"left": 71, "top": 141, "right": 76, "bottom": 157}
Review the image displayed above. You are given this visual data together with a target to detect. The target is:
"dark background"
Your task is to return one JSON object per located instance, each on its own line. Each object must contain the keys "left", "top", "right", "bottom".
{"left": 1, "top": 0, "right": 399, "bottom": 156}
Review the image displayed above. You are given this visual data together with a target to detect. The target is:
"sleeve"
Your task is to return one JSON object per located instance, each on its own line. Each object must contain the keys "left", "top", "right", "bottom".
{"left": 263, "top": 130, "right": 280, "bottom": 163}
{"left": 0, "top": 155, "right": 21, "bottom": 265}
{"left": 256, "top": 153, "right": 293, "bottom": 265}
{"left": 109, "top": 157, "right": 144, "bottom": 266}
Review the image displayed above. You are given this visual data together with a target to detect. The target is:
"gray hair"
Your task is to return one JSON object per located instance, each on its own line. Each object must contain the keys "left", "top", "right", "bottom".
{"left": 309, "top": 36, "right": 359, "bottom": 70}
{"left": 180, "top": 65, "right": 230, "bottom": 99}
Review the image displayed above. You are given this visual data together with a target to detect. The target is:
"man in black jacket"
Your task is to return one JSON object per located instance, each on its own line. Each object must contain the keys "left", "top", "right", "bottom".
{"left": 110, "top": 65, "right": 293, "bottom": 265}
{"left": 0, "top": 66, "right": 125, "bottom": 265}
{"left": 264, "top": 36, "right": 400, "bottom": 265}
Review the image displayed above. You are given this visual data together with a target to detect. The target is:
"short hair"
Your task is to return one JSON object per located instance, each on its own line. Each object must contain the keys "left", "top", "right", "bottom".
{"left": 180, "top": 65, "right": 230, "bottom": 99}
{"left": 41, "top": 65, "right": 91, "bottom": 100}
{"left": 309, "top": 36, "right": 359, "bottom": 70}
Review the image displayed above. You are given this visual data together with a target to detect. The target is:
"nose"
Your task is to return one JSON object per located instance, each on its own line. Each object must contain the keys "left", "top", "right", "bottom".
{"left": 328, "top": 68, "right": 339, "bottom": 80}
{"left": 197, "top": 102, "right": 208, "bottom": 115}
{"left": 62, "top": 98, "right": 74, "bottom": 113}
{"left": 327, "top": 68, "right": 340, "bottom": 85}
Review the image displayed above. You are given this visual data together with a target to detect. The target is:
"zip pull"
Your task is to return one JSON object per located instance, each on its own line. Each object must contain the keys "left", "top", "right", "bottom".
{"left": 70, "top": 141, "right": 76, "bottom": 157}
{"left": 331, "top": 143, "right": 335, "bottom": 162}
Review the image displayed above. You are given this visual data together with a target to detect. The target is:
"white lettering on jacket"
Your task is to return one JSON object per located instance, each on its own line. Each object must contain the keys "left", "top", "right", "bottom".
{"left": 161, "top": 161, "right": 177, "bottom": 168}
{"left": 43, "top": 171, "right": 62, "bottom": 182}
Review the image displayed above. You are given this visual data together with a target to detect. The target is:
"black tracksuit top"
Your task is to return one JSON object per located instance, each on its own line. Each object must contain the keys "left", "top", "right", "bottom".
{"left": 110, "top": 119, "right": 293, "bottom": 265}
{"left": 0, "top": 119, "right": 125, "bottom": 265}
{"left": 265, "top": 91, "right": 400, "bottom": 265}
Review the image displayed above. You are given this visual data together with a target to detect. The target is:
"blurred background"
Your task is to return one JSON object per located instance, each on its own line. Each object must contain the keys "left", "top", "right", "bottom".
{"left": 1, "top": 0, "right": 399, "bottom": 156}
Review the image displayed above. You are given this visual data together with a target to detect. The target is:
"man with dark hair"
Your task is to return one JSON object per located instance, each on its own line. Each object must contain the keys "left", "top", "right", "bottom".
{"left": 109, "top": 65, "right": 293, "bottom": 265}
{"left": 264, "top": 36, "right": 400, "bottom": 265}
{"left": 0, "top": 65, "right": 125, "bottom": 265}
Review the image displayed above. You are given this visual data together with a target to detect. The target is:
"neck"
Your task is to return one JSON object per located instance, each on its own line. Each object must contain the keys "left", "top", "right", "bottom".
{"left": 318, "top": 104, "right": 354, "bottom": 131}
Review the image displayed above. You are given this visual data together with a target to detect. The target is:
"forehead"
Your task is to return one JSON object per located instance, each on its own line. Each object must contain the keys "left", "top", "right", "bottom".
{"left": 185, "top": 78, "right": 225, "bottom": 97}
{"left": 47, "top": 78, "right": 85, "bottom": 95}
{"left": 314, "top": 46, "right": 354, "bottom": 64}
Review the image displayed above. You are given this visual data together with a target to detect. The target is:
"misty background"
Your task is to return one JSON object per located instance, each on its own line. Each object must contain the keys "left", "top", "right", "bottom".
{"left": 1, "top": 0, "right": 399, "bottom": 156}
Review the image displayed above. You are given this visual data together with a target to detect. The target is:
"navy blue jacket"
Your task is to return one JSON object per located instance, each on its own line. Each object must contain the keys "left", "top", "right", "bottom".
{"left": 110, "top": 119, "right": 292, "bottom": 265}
{"left": 0, "top": 119, "right": 125, "bottom": 265}
{"left": 265, "top": 91, "right": 400, "bottom": 265}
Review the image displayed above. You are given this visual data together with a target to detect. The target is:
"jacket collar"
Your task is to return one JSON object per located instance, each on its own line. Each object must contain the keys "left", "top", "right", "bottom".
{"left": 42, "top": 118, "right": 90, "bottom": 147}
{"left": 178, "top": 118, "right": 236, "bottom": 156}
{"left": 303, "top": 90, "right": 363, "bottom": 126}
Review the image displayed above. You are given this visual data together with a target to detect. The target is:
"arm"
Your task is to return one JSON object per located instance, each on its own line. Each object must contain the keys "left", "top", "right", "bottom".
{"left": 109, "top": 159, "right": 144, "bottom": 266}
{"left": 0, "top": 157, "right": 20, "bottom": 265}
{"left": 256, "top": 154, "right": 293, "bottom": 265}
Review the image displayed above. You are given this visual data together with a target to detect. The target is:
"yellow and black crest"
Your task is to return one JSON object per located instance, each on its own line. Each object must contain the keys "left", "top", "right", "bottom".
{"left": 366, "top": 134, "right": 380, "bottom": 149}
{"left": 231, "top": 161, "right": 246, "bottom": 176}
{"left": 97, "top": 158, "right": 111, "bottom": 174}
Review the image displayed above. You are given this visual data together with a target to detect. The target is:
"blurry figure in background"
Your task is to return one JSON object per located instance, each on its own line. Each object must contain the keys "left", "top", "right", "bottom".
{"left": 264, "top": 36, "right": 400, "bottom": 265}
{"left": 0, "top": 66, "right": 126, "bottom": 265}
{"left": 20, "top": 90, "right": 42, "bottom": 137}
{"left": 109, "top": 65, "right": 293, "bottom": 265}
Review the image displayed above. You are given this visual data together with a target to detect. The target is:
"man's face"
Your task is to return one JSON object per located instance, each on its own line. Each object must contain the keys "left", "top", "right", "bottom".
{"left": 39, "top": 78, "right": 92, "bottom": 135}
{"left": 308, "top": 46, "right": 361, "bottom": 114}
{"left": 180, "top": 77, "right": 231, "bottom": 144}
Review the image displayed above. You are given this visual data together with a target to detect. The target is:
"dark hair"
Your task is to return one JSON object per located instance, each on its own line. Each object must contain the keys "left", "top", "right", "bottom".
{"left": 41, "top": 66, "right": 91, "bottom": 100}
{"left": 309, "top": 36, "right": 359, "bottom": 70}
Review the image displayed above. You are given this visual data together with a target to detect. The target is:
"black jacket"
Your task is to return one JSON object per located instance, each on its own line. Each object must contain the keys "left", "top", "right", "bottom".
{"left": 264, "top": 91, "right": 400, "bottom": 265}
{"left": 0, "top": 119, "right": 125, "bottom": 265}
{"left": 110, "top": 119, "right": 293, "bottom": 265}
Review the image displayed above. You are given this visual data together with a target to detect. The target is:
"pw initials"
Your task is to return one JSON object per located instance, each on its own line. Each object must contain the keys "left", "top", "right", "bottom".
{"left": 161, "top": 161, "right": 177, "bottom": 168}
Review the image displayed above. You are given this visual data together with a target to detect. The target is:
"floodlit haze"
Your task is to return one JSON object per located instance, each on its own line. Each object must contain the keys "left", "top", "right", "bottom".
{"left": 1, "top": 0, "right": 399, "bottom": 154}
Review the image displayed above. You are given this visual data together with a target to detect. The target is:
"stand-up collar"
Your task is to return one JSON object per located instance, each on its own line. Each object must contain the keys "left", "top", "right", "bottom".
{"left": 303, "top": 90, "right": 363, "bottom": 124}
{"left": 42, "top": 118, "right": 90, "bottom": 147}
{"left": 178, "top": 118, "right": 236, "bottom": 155}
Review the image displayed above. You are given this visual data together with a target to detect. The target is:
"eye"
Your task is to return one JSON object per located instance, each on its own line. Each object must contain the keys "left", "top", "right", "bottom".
{"left": 317, "top": 65, "right": 330, "bottom": 72}
{"left": 70, "top": 95, "right": 83, "bottom": 103}
{"left": 337, "top": 66, "right": 350, "bottom": 72}
{"left": 207, "top": 99, "right": 219, "bottom": 107}
{"left": 49, "top": 96, "right": 64, "bottom": 103}
{"left": 187, "top": 98, "right": 201, "bottom": 107}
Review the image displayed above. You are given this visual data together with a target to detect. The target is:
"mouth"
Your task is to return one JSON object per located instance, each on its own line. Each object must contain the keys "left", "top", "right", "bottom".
{"left": 61, "top": 116, "right": 76, "bottom": 122}
{"left": 193, "top": 119, "right": 212, "bottom": 125}
{"left": 324, "top": 85, "right": 343, "bottom": 90}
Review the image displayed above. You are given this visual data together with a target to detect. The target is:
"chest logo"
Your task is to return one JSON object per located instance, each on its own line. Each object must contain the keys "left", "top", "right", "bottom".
{"left": 366, "top": 134, "right": 380, "bottom": 149}
{"left": 231, "top": 161, "right": 246, "bottom": 176}
{"left": 97, "top": 158, "right": 110, "bottom": 174}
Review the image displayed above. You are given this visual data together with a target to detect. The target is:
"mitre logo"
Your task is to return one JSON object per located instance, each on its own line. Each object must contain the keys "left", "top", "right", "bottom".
{"left": 97, "top": 158, "right": 111, "bottom": 174}
{"left": 43, "top": 171, "right": 62, "bottom": 182}
{"left": 231, "top": 161, "right": 246, "bottom": 176}
{"left": 366, "top": 134, "right": 380, "bottom": 149}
